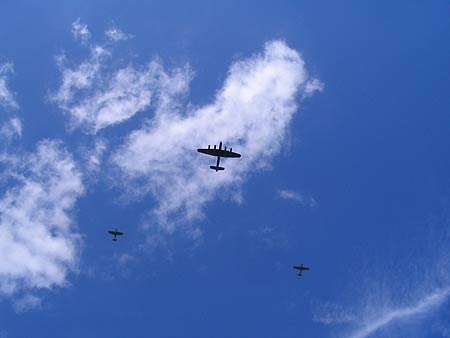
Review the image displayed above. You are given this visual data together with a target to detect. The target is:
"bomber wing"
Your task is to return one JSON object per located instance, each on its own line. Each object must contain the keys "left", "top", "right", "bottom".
{"left": 219, "top": 150, "right": 241, "bottom": 158}
{"left": 197, "top": 148, "right": 241, "bottom": 158}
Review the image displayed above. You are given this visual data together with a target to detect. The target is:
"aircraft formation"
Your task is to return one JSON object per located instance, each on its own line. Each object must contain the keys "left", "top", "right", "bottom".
{"left": 107, "top": 141, "right": 309, "bottom": 277}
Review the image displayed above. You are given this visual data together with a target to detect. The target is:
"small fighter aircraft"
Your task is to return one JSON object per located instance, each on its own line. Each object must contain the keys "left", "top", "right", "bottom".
{"left": 108, "top": 229, "right": 124, "bottom": 241}
{"left": 293, "top": 264, "right": 310, "bottom": 277}
{"left": 197, "top": 142, "right": 241, "bottom": 171}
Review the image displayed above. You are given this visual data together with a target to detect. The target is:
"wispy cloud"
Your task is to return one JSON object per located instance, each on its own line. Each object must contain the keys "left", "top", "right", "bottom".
{"left": 315, "top": 232, "right": 450, "bottom": 338}
{"left": 248, "top": 225, "right": 290, "bottom": 251}
{"left": 304, "top": 78, "right": 325, "bottom": 97}
{"left": 347, "top": 287, "right": 450, "bottom": 338}
{"left": 0, "top": 117, "right": 22, "bottom": 141}
{"left": 51, "top": 25, "right": 191, "bottom": 133}
{"left": 0, "top": 140, "right": 84, "bottom": 296}
{"left": 13, "top": 294, "right": 42, "bottom": 313}
{"left": 50, "top": 45, "right": 109, "bottom": 130}
{"left": 0, "top": 63, "right": 18, "bottom": 109}
{"left": 105, "top": 27, "right": 132, "bottom": 41}
{"left": 277, "top": 189, "right": 317, "bottom": 208}
{"left": 81, "top": 138, "right": 107, "bottom": 175}
{"left": 315, "top": 283, "right": 450, "bottom": 338}
{"left": 111, "top": 40, "right": 323, "bottom": 239}
{"left": 71, "top": 18, "right": 90, "bottom": 43}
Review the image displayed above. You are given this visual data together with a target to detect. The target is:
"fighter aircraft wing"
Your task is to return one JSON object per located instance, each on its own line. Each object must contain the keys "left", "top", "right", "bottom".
{"left": 293, "top": 266, "right": 302, "bottom": 270}
{"left": 108, "top": 230, "right": 124, "bottom": 236}
{"left": 197, "top": 148, "right": 241, "bottom": 158}
{"left": 293, "top": 265, "right": 310, "bottom": 271}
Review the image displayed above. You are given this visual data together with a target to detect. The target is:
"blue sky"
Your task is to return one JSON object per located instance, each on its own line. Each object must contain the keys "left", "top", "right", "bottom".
{"left": 0, "top": 1, "right": 450, "bottom": 337}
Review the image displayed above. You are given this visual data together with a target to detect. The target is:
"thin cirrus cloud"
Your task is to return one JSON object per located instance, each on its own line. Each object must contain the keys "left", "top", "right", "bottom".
{"left": 0, "top": 63, "right": 18, "bottom": 109}
{"left": 314, "top": 241, "right": 450, "bottom": 338}
{"left": 50, "top": 20, "right": 191, "bottom": 134}
{"left": 340, "top": 286, "right": 450, "bottom": 338}
{"left": 112, "top": 40, "right": 323, "bottom": 238}
{"left": 0, "top": 140, "right": 84, "bottom": 297}
{"left": 315, "top": 286, "right": 450, "bottom": 338}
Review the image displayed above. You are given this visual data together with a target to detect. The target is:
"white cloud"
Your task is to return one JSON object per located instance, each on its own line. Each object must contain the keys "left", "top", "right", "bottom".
{"left": 51, "top": 43, "right": 191, "bottom": 133}
{"left": 112, "top": 40, "right": 322, "bottom": 238}
{"left": 277, "top": 189, "right": 317, "bottom": 208}
{"left": 105, "top": 27, "right": 132, "bottom": 41}
{"left": 0, "top": 63, "right": 18, "bottom": 109}
{"left": 0, "top": 140, "right": 84, "bottom": 295}
{"left": 71, "top": 18, "right": 90, "bottom": 43}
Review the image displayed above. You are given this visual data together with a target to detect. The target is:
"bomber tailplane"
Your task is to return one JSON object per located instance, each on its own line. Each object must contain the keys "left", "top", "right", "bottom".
{"left": 210, "top": 165, "right": 225, "bottom": 171}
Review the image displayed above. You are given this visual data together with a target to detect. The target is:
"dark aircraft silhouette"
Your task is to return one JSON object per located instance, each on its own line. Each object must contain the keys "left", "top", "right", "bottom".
{"left": 293, "top": 264, "right": 310, "bottom": 277}
{"left": 197, "top": 142, "right": 241, "bottom": 171}
{"left": 108, "top": 229, "right": 124, "bottom": 241}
